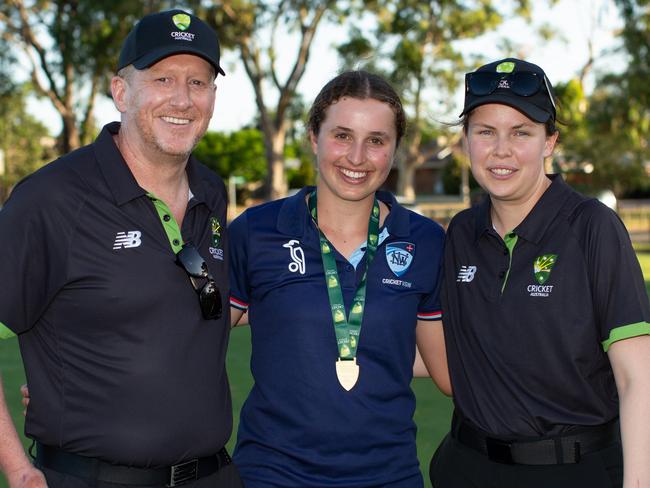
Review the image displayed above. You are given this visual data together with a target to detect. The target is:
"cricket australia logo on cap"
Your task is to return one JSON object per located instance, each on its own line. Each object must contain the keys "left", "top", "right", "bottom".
{"left": 171, "top": 13, "right": 195, "bottom": 41}
{"left": 173, "top": 13, "right": 191, "bottom": 31}
{"left": 385, "top": 242, "right": 415, "bottom": 277}
{"left": 527, "top": 254, "right": 557, "bottom": 297}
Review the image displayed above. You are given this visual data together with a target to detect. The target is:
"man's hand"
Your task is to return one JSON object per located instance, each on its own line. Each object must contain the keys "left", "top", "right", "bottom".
{"left": 6, "top": 465, "right": 47, "bottom": 488}
{"left": 19, "top": 385, "right": 29, "bottom": 416}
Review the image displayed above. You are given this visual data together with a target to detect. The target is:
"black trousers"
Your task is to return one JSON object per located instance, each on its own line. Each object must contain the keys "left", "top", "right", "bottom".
{"left": 429, "top": 434, "right": 623, "bottom": 488}
{"left": 38, "top": 464, "right": 244, "bottom": 488}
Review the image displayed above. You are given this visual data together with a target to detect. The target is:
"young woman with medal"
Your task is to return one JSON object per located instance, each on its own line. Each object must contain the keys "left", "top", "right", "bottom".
{"left": 427, "top": 58, "right": 650, "bottom": 488}
{"left": 228, "top": 71, "right": 449, "bottom": 487}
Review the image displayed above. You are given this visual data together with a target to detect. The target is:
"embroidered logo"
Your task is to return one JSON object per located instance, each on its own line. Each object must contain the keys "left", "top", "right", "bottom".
{"left": 533, "top": 254, "right": 557, "bottom": 285}
{"left": 210, "top": 217, "right": 222, "bottom": 247}
{"left": 386, "top": 242, "right": 415, "bottom": 277}
{"left": 457, "top": 265, "right": 477, "bottom": 283}
{"left": 113, "top": 231, "right": 142, "bottom": 250}
{"left": 172, "top": 13, "right": 191, "bottom": 31}
{"left": 283, "top": 239, "right": 306, "bottom": 274}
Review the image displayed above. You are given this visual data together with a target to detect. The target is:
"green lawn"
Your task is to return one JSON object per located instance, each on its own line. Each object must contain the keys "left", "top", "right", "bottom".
{"left": 1, "top": 250, "right": 648, "bottom": 488}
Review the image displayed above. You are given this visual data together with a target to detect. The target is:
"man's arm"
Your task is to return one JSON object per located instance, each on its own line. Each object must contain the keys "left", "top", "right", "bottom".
{"left": 415, "top": 320, "right": 452, "bottom": 395}
{"left": 608, "top": 334, "right": 650, "bottom": 488}
{"left": 0, "top": 376, "right": 46, "bottom": 488}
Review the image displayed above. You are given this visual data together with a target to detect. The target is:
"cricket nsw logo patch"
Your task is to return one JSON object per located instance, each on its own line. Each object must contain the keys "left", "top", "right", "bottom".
{"left": 528, "top": 254, "right": 558, "bottom": 296}
{"left": 385, "top": 242, "right": 414, "bottom": 277}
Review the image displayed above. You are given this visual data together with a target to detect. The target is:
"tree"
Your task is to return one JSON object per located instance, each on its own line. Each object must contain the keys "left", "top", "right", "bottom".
{"left": 337, "top": 0, "right": 548, "bottom": 200}
{"left": 202, "top": 1, "right": 355, "bottom": 200}
{"left": 0, "top": 74, "right": 53, "bottom": 202}
{"left": 551, "top": 0, "right": 650, "bottom": 197}
{"left": 0, "top": 0, "right": 170, "bottom": 153}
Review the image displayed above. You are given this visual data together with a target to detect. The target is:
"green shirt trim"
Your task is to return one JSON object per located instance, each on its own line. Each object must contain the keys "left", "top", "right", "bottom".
{"left": 602, "top": 321, "right": 650, "bottom": 352}
{"left": 0, "top": 321, "right": 16, "bottom": 339}
{"left": 501, "top": 231, "right": 518, "bottom": 293}
{"left": 147, "top": 192, "right": 184, "bottom": 253}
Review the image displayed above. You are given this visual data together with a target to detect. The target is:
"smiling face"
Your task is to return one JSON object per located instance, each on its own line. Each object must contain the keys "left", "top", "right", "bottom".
{"left": 465, "top": 103, "right": 558, "bottom": 207}
{"left": 310, "top": 96, "right": 397, "bottom": 205}
{"left": 111, "top": 54, "right": 216, "bottom": 164}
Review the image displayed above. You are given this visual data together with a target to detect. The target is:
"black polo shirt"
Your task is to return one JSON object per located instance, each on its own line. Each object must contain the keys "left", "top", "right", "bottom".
{"left": 443, "top": 174, "right": 650, "bottom": 438}
{"left": 0, "top": 122, "right": 232, "bottom": 467}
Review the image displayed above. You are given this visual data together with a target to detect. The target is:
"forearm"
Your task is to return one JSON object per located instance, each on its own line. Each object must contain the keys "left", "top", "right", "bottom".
{"left": 619, "top": 379, "right": 650, "bottom": 487}
{"left": 0, "top": 376, "right": 35, "bottom": 481}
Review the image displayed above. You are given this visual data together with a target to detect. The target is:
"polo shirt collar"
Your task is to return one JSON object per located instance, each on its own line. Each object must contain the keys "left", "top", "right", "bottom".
{"left": 93, "top": 122, "right": 213, "bottom": 210}
{"left": 276, "top": 186, "right": 411, "bottom": 238}
{"left": 473, "top": 174, "right": 572, "bottom": 244}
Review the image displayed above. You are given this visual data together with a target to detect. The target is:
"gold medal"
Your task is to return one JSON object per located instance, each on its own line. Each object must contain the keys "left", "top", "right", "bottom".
{"left": 336, "top": 358, "right": 359, "bottom": 391}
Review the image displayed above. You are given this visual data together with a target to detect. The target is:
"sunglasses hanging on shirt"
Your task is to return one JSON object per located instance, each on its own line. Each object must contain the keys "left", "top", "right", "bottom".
{"left": 176, "top": 243, "right": 223, "bottom": 320}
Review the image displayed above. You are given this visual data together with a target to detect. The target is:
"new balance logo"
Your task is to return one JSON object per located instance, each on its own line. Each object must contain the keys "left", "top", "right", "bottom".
{"left": 113, "top": 231, "right": 142, "bottom": 250}
{"left": 457, "top": 265, "right": 477, "bottom": 283}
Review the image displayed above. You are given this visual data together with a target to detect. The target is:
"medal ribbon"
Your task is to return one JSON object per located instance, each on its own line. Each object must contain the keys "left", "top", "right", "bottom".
{"left": 308, "top": 191, "right": 380, "bottom": 359}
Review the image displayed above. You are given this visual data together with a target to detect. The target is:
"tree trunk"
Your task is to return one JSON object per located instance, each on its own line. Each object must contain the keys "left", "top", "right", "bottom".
{"left": 267, "top": 128, "right": 288, "bottom": 200}
{"left": 396, "top": 158, "right": 417, "bottom": 201}
{"left": 60, "top": 112, "right": 80, "bottom": 154}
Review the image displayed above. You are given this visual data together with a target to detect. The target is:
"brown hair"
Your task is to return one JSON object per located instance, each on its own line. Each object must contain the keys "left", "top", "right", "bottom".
{"left": 307, "top": 70, "right": 406, "bottom": 147}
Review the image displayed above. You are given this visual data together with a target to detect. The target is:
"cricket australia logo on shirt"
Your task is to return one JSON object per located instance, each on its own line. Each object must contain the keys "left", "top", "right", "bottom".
{"left": 112, "top": 231, "right": 142, "bottom": 250}
{"left": 208, "top": 217, "right": 224, "bottom": 260}
{"left": 457, "top": 265, "right": 477, "bottom": 283}
{"left": 528, "top": 254, "right": 557, "bottom": 297}
{"left": 283, "top": 239, "right": 306, "bottom": 274}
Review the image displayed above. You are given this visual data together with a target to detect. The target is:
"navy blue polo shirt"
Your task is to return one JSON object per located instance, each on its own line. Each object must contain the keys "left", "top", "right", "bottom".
{"left": 443, "top": 175, "right": 650, "bottom": 438}
{"left": 229, "top": 187, "right": 444, "bottom": 487}
{"left": 0, "top": 122, "right": 232, "bottom": 467}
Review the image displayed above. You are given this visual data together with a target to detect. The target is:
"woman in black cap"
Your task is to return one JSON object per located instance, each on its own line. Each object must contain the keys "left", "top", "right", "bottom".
{"left": 426, "top": 58, "right": 650, "bottom": 487}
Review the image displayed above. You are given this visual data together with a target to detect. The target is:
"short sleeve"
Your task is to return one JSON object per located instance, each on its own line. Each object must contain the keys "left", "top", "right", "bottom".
{"left": 0, "top": 174, "right": 72, "bottom": 334}
{"left": 228, "top": 211, "right": 250, "bottom": 311}
{"left": 574, "top": 201, "right": 650, "bottom": 349}
{"left": 416, "top": 220, "right": 445, "bottom": 321}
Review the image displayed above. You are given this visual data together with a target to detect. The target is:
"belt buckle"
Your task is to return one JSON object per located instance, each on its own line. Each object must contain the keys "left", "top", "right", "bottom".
{"left": 168, "top": 459, "right": 199, "bottom": 487}
{"left": 485, "top": 437, "right": 514, "bottom": 464}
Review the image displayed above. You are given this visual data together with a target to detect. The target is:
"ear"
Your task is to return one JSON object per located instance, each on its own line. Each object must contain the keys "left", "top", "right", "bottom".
{"left": 111, "top": 75, "right": 128, "bottom": 113}
{"left": 543, "top": 130, "right": 559, "bottom": 158}
{"left": 309, "top": 130, "right": 319, "bottom": 155}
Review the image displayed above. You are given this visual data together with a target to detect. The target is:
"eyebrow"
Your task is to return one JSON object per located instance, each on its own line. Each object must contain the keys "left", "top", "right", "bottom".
{"left": 331, "top": 126, "right": 391, "bottom": 138}
{"left": 471, "top": 122, "right": 535, "bottom": 130}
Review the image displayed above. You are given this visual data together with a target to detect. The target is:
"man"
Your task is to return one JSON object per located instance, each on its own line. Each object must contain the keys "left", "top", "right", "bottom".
{"left": 0, "top": 9, "right": 242, "bottom": 488}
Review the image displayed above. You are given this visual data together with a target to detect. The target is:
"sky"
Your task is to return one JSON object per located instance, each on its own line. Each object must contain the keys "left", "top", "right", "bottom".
{"left": 25, "top": 0, "right": 625, "bottom": 136}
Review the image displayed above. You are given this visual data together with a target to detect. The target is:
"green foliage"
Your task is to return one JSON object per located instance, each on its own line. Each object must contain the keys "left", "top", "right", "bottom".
{"left": 0, "top": 77, "right": 52, "bottom": 203}
{"left": 550, "top": 0, "right": 650, "bottom": 198}
{"left": 194, "top": 129, "right": 267, "bottom": 181}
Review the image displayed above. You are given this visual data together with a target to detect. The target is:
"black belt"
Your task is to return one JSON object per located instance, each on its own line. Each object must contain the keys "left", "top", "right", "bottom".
{"left": 35, "top": 443, "right": 231, "bottom": 486}
{"left": 452, "top": 415, "right": 620, "bottom": 465}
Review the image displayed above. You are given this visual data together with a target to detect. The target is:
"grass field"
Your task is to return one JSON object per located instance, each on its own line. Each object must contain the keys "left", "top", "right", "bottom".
{"left": 1, "top": 249, "right": 648, "bottom": 488}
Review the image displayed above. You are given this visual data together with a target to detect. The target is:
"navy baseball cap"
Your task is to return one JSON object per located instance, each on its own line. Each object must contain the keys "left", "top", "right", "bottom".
{"left": 117, "top": 9, "right": 225, "bottom": 76}
{"left": 460, "top": 58, "right": 556, "bottom": 123}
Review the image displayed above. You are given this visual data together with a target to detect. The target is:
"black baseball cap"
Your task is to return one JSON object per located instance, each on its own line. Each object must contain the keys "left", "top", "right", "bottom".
{"left": 460, "top": 58, "right": 556, "bottom": 123}
{"left": 117, "top": 9, "right": 225, "bottom": 76}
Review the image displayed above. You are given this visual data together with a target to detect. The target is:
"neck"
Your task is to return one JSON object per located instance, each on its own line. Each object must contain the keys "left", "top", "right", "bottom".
{"left": 312, "top": 187, "right": 388, "bottom": 260}
{"left": 490, "top": 177, "right": 551, "bottom": 237}
{"left": 316, "top": 189, "right": 376, "bottom": 235}
{"left": 114, "top": 131, "right": 190, "bottom": 226}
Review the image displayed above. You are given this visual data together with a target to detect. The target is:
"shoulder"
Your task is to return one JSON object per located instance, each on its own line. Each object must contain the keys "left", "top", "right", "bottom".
{"left": 405, "top": 208, "right": 446, "bottom": 243}
{"left": 9, "top": 146, "right": 94, "bottom": 210}
{"left": 447, "top": 207, "right": 475, "bottom": 238}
